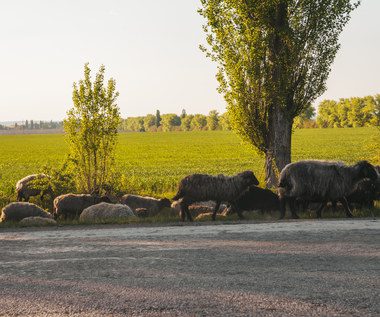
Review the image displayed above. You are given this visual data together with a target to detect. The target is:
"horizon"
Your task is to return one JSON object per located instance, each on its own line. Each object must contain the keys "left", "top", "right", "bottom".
{"left": 1, "top": 1, "right": 379, "bottom": 121}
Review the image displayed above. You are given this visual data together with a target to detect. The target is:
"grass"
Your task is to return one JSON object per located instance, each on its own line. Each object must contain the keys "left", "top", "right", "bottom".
{"left": 0, "top": 127, "right": 378, "bottom": 224}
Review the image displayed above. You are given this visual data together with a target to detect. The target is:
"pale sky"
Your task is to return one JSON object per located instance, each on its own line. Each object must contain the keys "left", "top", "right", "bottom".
{"left": 0, "top": 0, "right": 379, "bottom": 121}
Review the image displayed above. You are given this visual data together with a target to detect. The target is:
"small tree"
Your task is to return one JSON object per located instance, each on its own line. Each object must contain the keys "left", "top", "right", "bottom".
{"left": 64, "top": 63, "right": 121, "bottom": 194}
{"left": 155, "top": 109, "right": 162, "bottom": 127}
{"left": 207, "top": 110, "right": 220, "bottom": 130}
{"left": 181, "top": 114, "right": 194, "bottom": 131}
{"left": 161, "top": 114, "right": 181, "bottom": 132}
{"left": 144, "top": 114, "right": 156, "bottom": 131}
{"left": 191, "top": 114, "right": 208, "bottom": 130}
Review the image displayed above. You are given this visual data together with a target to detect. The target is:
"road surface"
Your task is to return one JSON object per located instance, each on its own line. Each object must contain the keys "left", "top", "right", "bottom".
{"left": 0, "top": 219, "right": 379, "bottom": 316}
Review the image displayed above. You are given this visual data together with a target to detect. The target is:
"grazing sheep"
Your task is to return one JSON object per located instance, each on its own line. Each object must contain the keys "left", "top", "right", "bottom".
{"left": 79, "top": 203, "right": 135, "bottom": 222}
{"left": 120, "top": 194, "right": 171, "bottom": 216}
{"left": 1, "top": 202, "right": 53, "bottom": 222}
{"left": 53, "top": 194, "right": 111, "bottom": 219}
{"left": 19, "top": 216, "right": 57, "bottom": 227}
{"left": 173, "top": 170, "right": 259, "bottom": 221}
{"left": 278, "top": 160, "right": 378, "bottom": 219}
{"left": 230, "top": 186, "right": 280, "bottom": 214}
{"left": 346, "top": 178, "right": 379, "bottom": 209}
{"left": 16, "top": 174, "right": 52, "bottom": 202}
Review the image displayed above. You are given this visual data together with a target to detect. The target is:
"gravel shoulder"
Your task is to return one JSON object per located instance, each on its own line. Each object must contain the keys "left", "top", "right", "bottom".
{"left": 1, "top": 219, "right": 379, "bottom": 316}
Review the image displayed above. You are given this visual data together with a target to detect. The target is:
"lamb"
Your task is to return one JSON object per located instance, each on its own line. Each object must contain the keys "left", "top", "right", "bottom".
{"left": 16, "top": 174, "right": 52, "bottom": 202}
{"left": 53, "top": 194, "right": 111, "bottom": 219}
{"left": 228, "top": 186, "right": 280, "bottom": 214}
{"left": 172, "top": 170, "right": 259, "bottom": 221}
{"left": 1, "top": 202, "right": 53, "bottom": 222}
{"left": 278, "top": 160, "right": 378, "bottom": 219}
{"left": 120, "top": 194, "right": 171, "bottom": 216}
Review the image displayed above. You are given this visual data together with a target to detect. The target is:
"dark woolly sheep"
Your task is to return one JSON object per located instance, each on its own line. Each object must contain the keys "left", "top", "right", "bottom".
{"left": 173, "top": 170, "right": 259, "bottom": 221}
{"left": 53, "top": 194, "right": 111, "bottom": 219}
{"left": 16, "top": 174, "right": 53, "bottom": 202}
{"left": 229, "top": 186, "right": 280, "bottom": 214}
{"left": 278, "top": 160, "right": 378, "bottom": 219}
{"left": 299, "top": 178, "right": 379, "bottom": 214}
{"left": 1, "top": 202, "right": 53, "bottom": 222}
{"left": 120, "top": 194, "right": 171, "bottom": 216}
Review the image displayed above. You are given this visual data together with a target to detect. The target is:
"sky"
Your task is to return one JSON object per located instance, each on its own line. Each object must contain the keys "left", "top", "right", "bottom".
{"left": 0, "top": 0, "right": 379, "bottom": 121}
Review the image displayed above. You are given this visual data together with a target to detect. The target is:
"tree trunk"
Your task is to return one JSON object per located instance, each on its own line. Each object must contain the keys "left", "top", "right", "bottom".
{"left": 265, "top": 106, "right": 292, "bottom": 188}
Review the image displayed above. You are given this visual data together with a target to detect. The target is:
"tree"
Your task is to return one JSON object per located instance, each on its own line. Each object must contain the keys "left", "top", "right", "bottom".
{"left": 199, "top": 0, "right": 359, "bottom": 186}
{"left": 293, "top": 104, "right": 316, "bottom": 128}
{"left": 219, "top": 112, "right": 231, "bottom": 130}
{"left": 155, "top": 110, "right": 162, "bottom": 127}
{"left": 181, "top": 109, "right": 187, "bottom": 119}
{"left": 207, "top": 110, "right": 220, "bottom": 130}
{"left": 144, "top": 114, "right": 156, "bottom": 131}
{"left": 191, "top": 114, "right": 207, "bottom": 130}
{"left": 181, "top": 114, "right": 194, "bottom": 131}
{"left": 161, "top": 114, "right": 181, "bottom": 132}
{"left": 64, "top": 63, "right": 121, "bottom": 194}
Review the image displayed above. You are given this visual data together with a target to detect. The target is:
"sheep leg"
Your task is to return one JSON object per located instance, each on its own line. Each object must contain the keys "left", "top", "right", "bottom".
{"left": 279, "top": 197, "right": 286, "bottom": 219}
{"left": 340, "top": 197, "right": 353, "bottom": 218}
{"left": 180, "top": 200, "right": 193, "bottom": 222}
{"left": 289, "top": 198, "right": 299, "bottom": 219}
{"left": 212, "top": 201, "right": 221, "bottom": 221}
{"left": 316, "top": 202, "right": 327, "bottom": 218}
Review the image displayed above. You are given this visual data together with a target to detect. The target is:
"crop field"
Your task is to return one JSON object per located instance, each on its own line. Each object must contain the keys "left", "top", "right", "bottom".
{"left": 0, "top": 128, "right": 378, "bottom": 207}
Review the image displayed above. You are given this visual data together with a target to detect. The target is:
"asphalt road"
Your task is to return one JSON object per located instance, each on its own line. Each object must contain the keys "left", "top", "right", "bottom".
{"left": 0, "top": 220, "right": 379, "bottom": 316}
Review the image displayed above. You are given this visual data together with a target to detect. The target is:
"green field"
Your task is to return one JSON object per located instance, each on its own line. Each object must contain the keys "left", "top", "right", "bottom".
{"left": 0, "top": 128, "right": 378, "bottom": 206}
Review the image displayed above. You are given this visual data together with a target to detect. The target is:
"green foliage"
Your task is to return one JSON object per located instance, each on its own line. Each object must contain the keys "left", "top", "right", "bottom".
{"left": 143, "top": 114, "right": 156, "bottom": 132}
{"left": 181, "top": 114, "right": 194, "bottom": 131}
{"left": 207, "top": 110, "right": 220, "bottom": 130}
{"left": 155, "top": 110, "right": 162, "bottom": 128}
{"left": 317, "top": 95, "right": 380, "bottom": 128}
{"left": 219, "top": 112, "right": 231, "bottom": 131}
{"left": 191, "top": 114, "right": 208, "bottom": 131}
{"left": 64, "top": 63, "right": 121, "bottom": 194}
{"left": 160, "top": 114, "right": 181, "bottom": 132}
{"left": 294, "top": 104, "right": 317, "bottom": 129}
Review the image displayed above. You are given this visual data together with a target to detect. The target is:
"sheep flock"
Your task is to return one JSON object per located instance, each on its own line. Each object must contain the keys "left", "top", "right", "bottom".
{"left": 1, "top": 160, "right": 380, "bottom": 224}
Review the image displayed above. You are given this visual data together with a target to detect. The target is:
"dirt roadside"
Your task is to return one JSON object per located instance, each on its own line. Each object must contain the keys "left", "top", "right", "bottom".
{"left": 1, "top": 219, "right": 379, "bottom": 316}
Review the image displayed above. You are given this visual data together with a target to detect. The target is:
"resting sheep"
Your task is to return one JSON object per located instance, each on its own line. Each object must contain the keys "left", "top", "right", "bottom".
{"left": 79, "top": 203, "right": 135, "bottom": 222}
{"left": 278, "top": 160, "right": 378, "bottom": 219}
{"left": 53, "top": 194, "right": 111, "bottom": 219}
{"left": 120, "top": 194, "right": 170, "bottom": 216}
{"left": 16, "top": 174, "right": 52, "bottom": 202}
{"left": 226, "top": 186, "right": 280, "bottom": 215}
{"left": 172, "top": 170, "right": 259, "bottom": 221}
{"left": 1, "top": 202, "right": 53, "bottom": 222}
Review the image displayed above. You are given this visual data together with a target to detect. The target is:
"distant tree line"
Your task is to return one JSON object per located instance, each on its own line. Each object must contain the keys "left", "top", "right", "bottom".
{"left": 316, "top": 95, "right": 380, "bottom": 128}
{"left": 0, "top": 120, "right": 63, "bottom": 131}
{"left": 120, "top": 96, "right": 380, "bottom": 133}
{"left": 120, "top": 110, "right": 232, "bottom": 132}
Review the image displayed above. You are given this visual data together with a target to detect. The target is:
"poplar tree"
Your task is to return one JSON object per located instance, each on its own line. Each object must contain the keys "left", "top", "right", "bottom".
{"left": 199, "top": 0, "right": 360, "bottom": 186}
